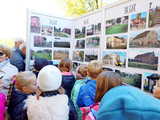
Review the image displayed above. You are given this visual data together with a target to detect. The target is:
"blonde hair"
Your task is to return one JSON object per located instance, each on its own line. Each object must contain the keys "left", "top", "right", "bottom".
{"left": 76, "top": 64, "right": 88, "bottom": 79}
{"left": 88, "top": 60, "right": 103, "bottom": 79}
{"left": 0, "top": 45, "right": 11, "bottom": 58}
{"left": 15, "top": 71, "right": 36, "bottom": 87}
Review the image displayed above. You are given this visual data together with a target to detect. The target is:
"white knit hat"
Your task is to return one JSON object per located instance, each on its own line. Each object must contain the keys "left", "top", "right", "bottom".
{"left": 37, "top": 65, "right": 62, "bottom": 91}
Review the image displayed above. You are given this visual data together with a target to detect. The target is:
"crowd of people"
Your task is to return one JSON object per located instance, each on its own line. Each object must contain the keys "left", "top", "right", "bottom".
{"left": 0, "top": 39, "right": 160, "bottom": 120}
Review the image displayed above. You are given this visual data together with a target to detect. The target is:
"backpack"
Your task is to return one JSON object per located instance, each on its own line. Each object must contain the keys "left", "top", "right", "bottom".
{"left": 80, "top": 103, "right": 99, "bottom": 120}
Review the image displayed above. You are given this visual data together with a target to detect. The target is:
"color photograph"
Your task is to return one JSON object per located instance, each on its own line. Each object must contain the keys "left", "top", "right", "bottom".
{"left": 86, "top": 23, "right": 101, "bottom": 36}
{"left": 85, "top": 50, "right": 98, "bottom": 62}
{"left": 130, "top": 12, "right": 147, "bottom": 31}
{"left": 86, "top": 37, "right": 100, "bottom": 48}
{"left": 106, "top": 35, "right": 127, "bottom": 49}
{"left": 75, "top": 27, "right": 86, "bottom": 39}
{"left": 30, "top": 16, "right": 41, "bottom": 33}
{"left": 31, "top": 49, "right": 52, "bottom": 60}
{"left": 143, "top": 73, "right": 160, "bottom": 93}
{"left": 72, "top": 51, "right": 84, "bottom": 62}
{"left": 86, "top": 24, "right": 94, "bottom": 36}
{"left": 75, "top": 40, "right": 85, "bottom": 49}
{"left": 33, "top": 36, "right": 52, "bottom": 48}
{"left": 41, "top": 25, "right": 53, "bottom": 36}
{"left": 128, "top": 50, "right": 158, "bottom": 70}
{"left": 53, "top": 50, "right": 69, "bottom": 60}
{"left": 54, "top": 41, "right": 70, "bottom": 48}
{"left": 115, "top": 70, "right": 142, "bottom": 88}
{"left": 54, "top": 26, "right": 71, "bottom": 38}
{"left": 105, "top": 16, "right": 128, "bottom": 35}
{"left": 102, "top": 51, "right": 126, "bottom": 67}
{"left": 129, "top": 30, "right": 160, "bottom": 48}
{"left": 149, "top": 6, "right": 160, "bottom": 28}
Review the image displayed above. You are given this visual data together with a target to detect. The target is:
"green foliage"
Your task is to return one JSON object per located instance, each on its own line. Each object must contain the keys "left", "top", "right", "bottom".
{"left": 64, "top": 0, "right": 103, "bottom": 16}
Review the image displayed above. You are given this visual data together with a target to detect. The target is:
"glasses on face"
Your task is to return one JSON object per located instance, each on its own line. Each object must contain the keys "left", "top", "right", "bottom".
{"left": 0, "top": 52, "right": 4, "bottom": 57}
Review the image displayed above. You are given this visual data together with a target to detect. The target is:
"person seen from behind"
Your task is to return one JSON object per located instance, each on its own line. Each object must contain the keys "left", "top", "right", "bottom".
{"left": 96, "top": 71, "right": 160, "bottom": 120}
{"left": 77, "top": 60, "right": 103, "bottom": 107}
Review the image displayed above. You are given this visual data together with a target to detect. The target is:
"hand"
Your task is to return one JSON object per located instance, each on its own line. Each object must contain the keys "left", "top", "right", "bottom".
{"left": 58, "top": 87, "right": 65, "bottom": 94}
{"left": 0, "top": 79, "right": 3, "bottom": 85}
{"left": 153, "top": 86, "right": 160, "bottom": 99}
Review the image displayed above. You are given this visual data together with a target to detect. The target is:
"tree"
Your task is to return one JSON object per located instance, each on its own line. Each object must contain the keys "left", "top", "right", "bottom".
{"left": 65, "top": 0, "right": 103, "bottom": 17}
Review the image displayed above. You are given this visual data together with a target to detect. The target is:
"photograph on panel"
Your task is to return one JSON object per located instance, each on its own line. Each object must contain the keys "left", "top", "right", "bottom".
{"left": 54, "top": 41, "right": 70, "bottom": 48}
{"left": 41, "top": 25, "right": 53, "bottom": 36}
{"left": 130, "top": 12, "right": 147, "bottom": 31}
{"left": 94, "top": 23, "right": 101, "bottom": 34}
{"left": 53, "top": 50, "right": 69, "bottom": 60}
{"left": 102, "top": 51, "right": 126, "bottom": 67}
{"left": 33, "top": 36, "right": 52, "bottom": 48}
{"left": 86, "top": 24, "right": 94, "bottom": 36}
{"left": 86, "top": 37, "right": 100, "bottom": 48}
{"left": 129, "top": 29, "right": 160, "bottom": 48}
{"left": 75, "top": 40, "right": 85, "bottom": 49}
{"left": 75, "top": 27, "right": 86, "bottom": 39}
{"left": 86, "top": 23, "right": 101, "bottom": 36}
{"left": 31, "top": 48, "right": 52, "bottom": 60}
{"left": 115, "top": 70, "right": 142, "bottom": 89}
{"left": 85, "top": 50, "right": 98, "bottom": 62}
{"left": 149, "top": 5, "right": 160, "bottom": 28}
{"left": 143, "top": 73, "right": 160, "bottom": 93}
{"left": 72, "top": 51, "right": 84, "bottom": 62}
{"left": 54, "top": 26, "right": 71, "bottom": 38}
{"left": 105, "top": 16, "right": 128, "bottom": 35}
{"left": 128, "top": 50, "right": 158, "bottom": 70}
{"left": 72, "top": 62, "right": 81, "bottom": 72}
{"left": 106, "top": 35, "right": 127, "bottom": 49}
{"left": 30, "top": 16, "right": 41, "bottom": 33}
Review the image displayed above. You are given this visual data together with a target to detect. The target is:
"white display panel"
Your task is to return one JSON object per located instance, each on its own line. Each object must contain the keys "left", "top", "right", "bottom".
{"left": 27, "top": 0, "right": 160, "bottom": 92}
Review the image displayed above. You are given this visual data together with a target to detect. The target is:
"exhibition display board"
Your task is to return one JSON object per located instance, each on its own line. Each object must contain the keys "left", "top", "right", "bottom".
{"left": 27, "top": 0, "right": 160, "bottom": 93}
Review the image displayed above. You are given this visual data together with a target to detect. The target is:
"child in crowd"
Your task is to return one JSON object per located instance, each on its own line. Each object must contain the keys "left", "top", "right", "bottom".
{"left": 26, "top": 65, "right": 69, "bottom": 120}
{"left": 59, "top": 58, "right": 75, "bottom": 98}
{"left": 8, "top": 71, "right": 37, "bottom": 120}
{"left": 77, "top": 60, "right": 103, "bottom": 107}
{"left": 71, "top": 65, "right": 88, "bottom": 120}
{"left": 32, "top": 58, "right": 53, "bottom": 77}
{"left": 96, "top": 71, "right": 160, "bottom": 120}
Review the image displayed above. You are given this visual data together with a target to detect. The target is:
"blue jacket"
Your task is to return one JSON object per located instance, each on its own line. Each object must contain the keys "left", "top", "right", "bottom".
{"left": 62, "top": 72, "right": 76, "bottom": 98}
{"left": 97, "top": 85, "right": 160, "bottom": 120}
{"left": 10, "top": 48, "right": 25, "bottom": 72}
{"left": 8, "top": 87, "right": 30, "bottom": 120}
{"left": 77, "top": 79, "right": 96, "bottom": 107}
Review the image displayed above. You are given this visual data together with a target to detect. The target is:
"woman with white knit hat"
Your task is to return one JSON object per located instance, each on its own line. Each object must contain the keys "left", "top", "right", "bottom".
{"left": 26, "top": 65, "right": 69, "bottom": 120}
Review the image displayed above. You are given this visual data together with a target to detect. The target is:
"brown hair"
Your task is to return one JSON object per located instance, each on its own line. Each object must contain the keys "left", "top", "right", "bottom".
{"left": 59, "top": 58, "right": 72, "bottom": 72}
{"left": 95, "top": 71, "right": 123, "bottom": 103}
{"left": 87, "top": 60, "right": 103, "bottom": 79}
{"left": 76, "top": 65, "right": 88, "bottom": 79}
{"left": 0, "top": 45, "right": 11, "bottom": 58}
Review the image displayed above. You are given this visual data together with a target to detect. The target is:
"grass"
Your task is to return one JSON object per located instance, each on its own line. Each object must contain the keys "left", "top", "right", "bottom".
{"left": 54, "top": 32, "right": 70, "bottom": 38}
{"left": 106, "top": 24, "right": 128, "bottom": 35}
{"left": 32, "top": 52, "right": 52, "bottom": 60}
{"left": 128, "top": 62, "right": 157, "bottom": 70}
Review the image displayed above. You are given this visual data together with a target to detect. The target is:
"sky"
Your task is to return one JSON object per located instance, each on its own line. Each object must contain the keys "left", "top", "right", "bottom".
{"left": 0, "top": 0, "right": 119, "bottom": 40}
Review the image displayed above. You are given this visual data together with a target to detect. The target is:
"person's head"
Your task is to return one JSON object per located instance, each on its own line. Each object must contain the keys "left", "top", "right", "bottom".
{"left": 37, "top": 65, "right": 62, "bottom": 92}
{"left": 95, "top": 71, "right": 123, "bottom": 102}
{"left": 15, "top": 38, "right": 24, "bottom": 48}
{"left": 15, "top": 71, "right": 36, "bottom": 94}
{"left": 19, "top": 43, "right": 26, "bottom": 56}
{"left": 76, "top": 64, "right": 88, "bottom": 80}
{"left": 34, "top": 58, "right": 50, "bottom": 71}
{"left": 87, "top": 60, "right": 103, "bottom": 80}
{"left": 59, "top": 58, "right": 72, "bottom": 72}
{"left": 0, "top": 45, "right": 11, "bottom": 62}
